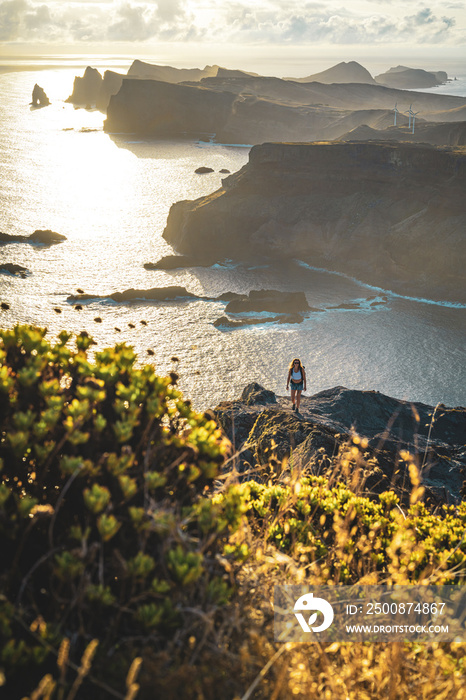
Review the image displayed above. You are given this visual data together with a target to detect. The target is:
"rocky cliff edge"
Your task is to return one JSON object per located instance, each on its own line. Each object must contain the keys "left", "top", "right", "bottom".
{"left": 214, "top": 383, "right": 466, "bottom": 505}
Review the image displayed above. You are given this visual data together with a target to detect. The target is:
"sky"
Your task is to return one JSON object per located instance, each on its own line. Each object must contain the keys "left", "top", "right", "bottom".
{"left": 0, "top": 0, "right": 465, "bottom": 75}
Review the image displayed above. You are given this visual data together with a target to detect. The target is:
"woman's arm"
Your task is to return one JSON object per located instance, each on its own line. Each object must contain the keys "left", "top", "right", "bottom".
{"left": 286, "top": 368, "right": 291, "bottom": 389}
{"left": 302, "top": 368, "right": 307, "bottom": 391}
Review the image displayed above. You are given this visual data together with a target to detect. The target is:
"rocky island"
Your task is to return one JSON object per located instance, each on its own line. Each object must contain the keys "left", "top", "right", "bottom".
{"left": 163, "top": 141, "right": 466, "bottom": 303}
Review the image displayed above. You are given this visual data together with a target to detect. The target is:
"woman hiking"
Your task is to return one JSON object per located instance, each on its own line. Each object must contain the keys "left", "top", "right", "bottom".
{"left": 286, "top": 358, "right": 306, "bottom": 413}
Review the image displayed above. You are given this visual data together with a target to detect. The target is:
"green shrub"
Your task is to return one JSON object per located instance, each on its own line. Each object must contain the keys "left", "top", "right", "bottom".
{"left": 214, "top": 476, "right": 466, "bottom": 585}
{"left": 0, "top": 325, "right": 243, "bottom": 697}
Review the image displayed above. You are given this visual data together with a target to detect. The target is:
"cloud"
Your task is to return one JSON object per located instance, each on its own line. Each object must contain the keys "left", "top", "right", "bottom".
{"left": 24, "top": 3, "right": 52, "bottom": 29}
{"left": 155, "top": 0, "right": 185, "bottom": 23}
{"left": 0, "top": 0, "right": 28, "bottom": 40}
{"left": 107, "top": 3, "right": 155, "bottom": 41}
{"left": 214, "top": 3, "right": 461, "bottom": 45}
{"left": 0, "top": 0, "right": 463, "bottom": 46}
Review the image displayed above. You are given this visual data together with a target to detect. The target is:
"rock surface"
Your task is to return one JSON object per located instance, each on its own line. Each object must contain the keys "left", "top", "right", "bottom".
{"left": 214, "top": 383, "right": 466, "bottom": 503}
{"left": 0, "top": 230, "right": 66, "bottom": 245}
{"left": 163, "top": 141, "right": 466, "bottom": 302}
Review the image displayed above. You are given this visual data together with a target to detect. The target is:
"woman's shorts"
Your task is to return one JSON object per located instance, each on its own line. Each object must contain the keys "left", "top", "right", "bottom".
{"left": 290, "top": 381, "right": 303, "bottom": 391}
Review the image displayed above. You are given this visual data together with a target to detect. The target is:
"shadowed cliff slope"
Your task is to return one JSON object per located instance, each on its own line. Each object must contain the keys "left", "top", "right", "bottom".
{"left": 104, "top": 79, "right": 236, "bottom": 136}
{"left": 163, "top": 141, "right": 466, "bottom": 302}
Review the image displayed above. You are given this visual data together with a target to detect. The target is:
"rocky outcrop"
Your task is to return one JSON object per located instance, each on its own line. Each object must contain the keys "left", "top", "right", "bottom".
{"left": 224, "top": 290, "right": 309, "bottom": 313}
{"left": 66, "top": 68, "right": 129, "bottom": 111}
{"left": 241, "top": 383, "right": 277, "bottom": 405}
{"left": 214, "top": 384, "right": 466, "bottom": 503}
{"left": 65, "top": 287, "right": 313, "bottom": 327}
{"left": 163, "top": 141, "right": 466, "bottom": 303}
{"left": 213, "top": 313, "right": 304, "bottom": 328}
{"left": 67, "top": 286, "right": 199, "bottom": 303}
{"left": 0, "top": 230, "right": 66, "bottom": 245}
{"left": 31, "top": 84, "right": 50, "bottom": 107}
{"left": 0, "top": 263, "right": 29, "bottom": 277}
{"left": 144, "top": 255, "right": 207, "bottom": 270}
{"left": 66, "top": 67, "right": 103, "bottom": 106}
{"left": 286, "top": 61, "right": 376, "bottom": 85}
{"left": 375, "top": 66, "right": 448, "bottom": 89}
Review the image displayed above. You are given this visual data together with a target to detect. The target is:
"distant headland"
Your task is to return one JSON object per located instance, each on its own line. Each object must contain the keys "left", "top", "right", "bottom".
{"left": 163, "top": 141, "right": 466, "bottom": 304}
{"left": 65, "top": 59, "right": 464, "bottom": 146}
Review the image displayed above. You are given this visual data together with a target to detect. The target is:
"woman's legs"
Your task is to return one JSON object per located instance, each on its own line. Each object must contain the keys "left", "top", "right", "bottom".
{"left": 291, "top": 388, "right": 296, "bottom": 409}
{"left": 296, "top": 390, "right": 302, "bottom": 412}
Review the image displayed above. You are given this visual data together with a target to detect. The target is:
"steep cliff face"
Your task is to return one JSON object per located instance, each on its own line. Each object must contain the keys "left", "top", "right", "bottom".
{"left": 163, "top": 141, "right": 466, "bottom": 302}
{"left": 104, "top": 79, "right": 236, "bottom": 136}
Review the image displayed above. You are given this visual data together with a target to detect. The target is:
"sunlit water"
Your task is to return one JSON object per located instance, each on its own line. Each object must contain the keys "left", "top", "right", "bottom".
{"left": 1, "top": 61, "right": 465, "bottom": 410}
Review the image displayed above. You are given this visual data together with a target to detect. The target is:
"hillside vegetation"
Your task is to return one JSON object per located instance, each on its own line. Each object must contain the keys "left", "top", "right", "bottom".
{"left": 0, "top": 325, "right": 465, "bottom": 699}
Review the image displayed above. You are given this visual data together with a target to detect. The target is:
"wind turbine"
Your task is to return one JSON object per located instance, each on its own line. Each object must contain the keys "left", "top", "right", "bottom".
{"left": 406, "top": 104, "right": 413, "bottom": 129}
{"left": 393, "top": 102, "right": 399, "bottom": 126}
{"left": 411, "top": 110, "right": 420, "bottom": 134}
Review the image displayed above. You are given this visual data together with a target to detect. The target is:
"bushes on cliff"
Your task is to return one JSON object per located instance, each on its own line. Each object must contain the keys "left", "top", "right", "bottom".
{"left": 217, "top": 473, "right": 466, "bottom": 585}
{"left": 0, "top": 325, "right": 246, "bottom": 697}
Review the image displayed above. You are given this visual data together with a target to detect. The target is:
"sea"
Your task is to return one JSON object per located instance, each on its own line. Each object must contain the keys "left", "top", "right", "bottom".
{"left": 1, "top": 57, "right": 465, "bottom": 411}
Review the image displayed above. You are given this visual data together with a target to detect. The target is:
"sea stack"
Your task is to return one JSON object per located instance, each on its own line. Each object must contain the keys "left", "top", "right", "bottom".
{"left": 31, "top": 84, "right": 50, "bottom": 107}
